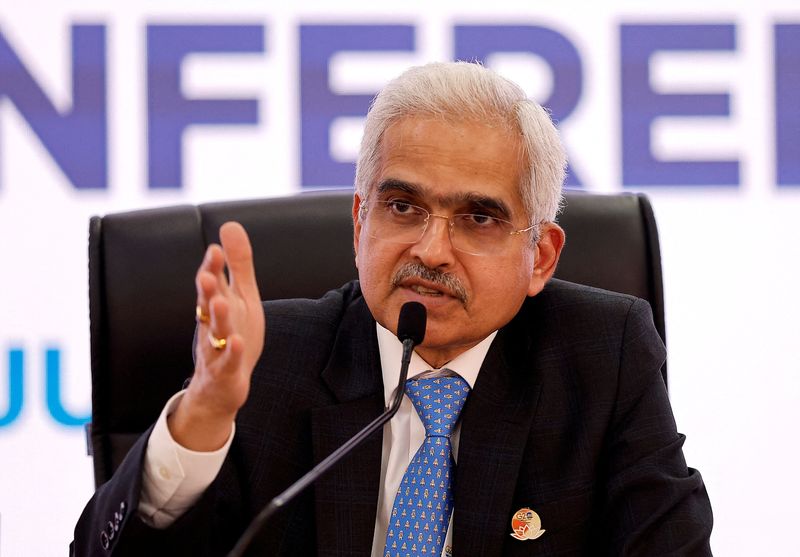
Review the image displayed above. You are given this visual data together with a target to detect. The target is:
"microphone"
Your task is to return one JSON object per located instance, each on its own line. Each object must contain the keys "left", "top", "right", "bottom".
{"left": 397, "top": 301, "right": 426, "bottom": 345}
{"left": 227, "top": 302, "right": 426, "bottom": 557}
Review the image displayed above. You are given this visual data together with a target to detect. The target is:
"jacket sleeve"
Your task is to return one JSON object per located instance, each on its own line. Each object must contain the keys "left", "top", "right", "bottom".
{"left": 71, "top": 426, "right": 245, "bottom": 557}
{"left": 602, "top": 297, "right": 713, "bottom": 556}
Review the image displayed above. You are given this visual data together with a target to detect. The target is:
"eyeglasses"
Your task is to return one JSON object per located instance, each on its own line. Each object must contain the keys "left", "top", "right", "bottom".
{"left": 359, "top": 199, "right": 538, "bottom": 256}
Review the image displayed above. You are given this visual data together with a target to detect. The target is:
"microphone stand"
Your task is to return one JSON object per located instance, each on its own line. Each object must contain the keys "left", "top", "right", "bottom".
{"left": 227, "top": 337, "right": 417, "bottom": 557}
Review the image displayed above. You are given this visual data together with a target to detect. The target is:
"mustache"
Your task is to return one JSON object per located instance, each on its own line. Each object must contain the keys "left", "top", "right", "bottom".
{"left": 391, "top": 262, "right": 468, "bottom": 304}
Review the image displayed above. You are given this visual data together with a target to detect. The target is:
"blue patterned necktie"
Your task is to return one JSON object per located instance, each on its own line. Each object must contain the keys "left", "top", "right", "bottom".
{"left": 383, "top": 375, "right": 471, "bottom": 557}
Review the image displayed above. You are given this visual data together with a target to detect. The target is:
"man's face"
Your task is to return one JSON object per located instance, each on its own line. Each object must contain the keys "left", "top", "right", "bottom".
{"left": 353, "top": 116, "right": 562, "bottom": 368}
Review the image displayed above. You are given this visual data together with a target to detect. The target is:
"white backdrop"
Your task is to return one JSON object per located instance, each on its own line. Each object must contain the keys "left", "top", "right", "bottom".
{"left": 1, "top": 1, "right": 799, "bottom": 555}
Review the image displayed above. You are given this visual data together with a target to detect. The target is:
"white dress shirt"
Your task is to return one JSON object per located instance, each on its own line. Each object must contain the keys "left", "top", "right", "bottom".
{"left": 139, "top": 324, "right": 497, "bottom": 557}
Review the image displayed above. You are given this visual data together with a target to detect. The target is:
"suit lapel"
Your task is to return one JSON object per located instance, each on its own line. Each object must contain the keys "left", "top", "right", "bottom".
{"left": 307, "top": 292, "right": 544, "bottom": 556}
{"left": 312, "top": 297, "right": 384, "bottom": 556}
{"left": 452, "top": 317, "right": 543, "bottom": 557}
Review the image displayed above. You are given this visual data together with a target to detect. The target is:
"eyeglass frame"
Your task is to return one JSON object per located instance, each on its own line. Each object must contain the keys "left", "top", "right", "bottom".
{"left": 358, "top": 198, "right": 542, "bottom": 256}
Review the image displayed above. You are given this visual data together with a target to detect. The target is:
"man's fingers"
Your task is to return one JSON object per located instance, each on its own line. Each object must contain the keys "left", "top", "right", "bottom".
{"left": 195, "top": 244, "right": 230, "bottom": 317}
{"left": 190, "top": 331, "right": 248, "bottom": 424}
{"left": 224, "top": 334, "right": 245, "bottom": 360}
{"left": 199, "top": 244, "right": 225, "bottom": 275}
{"left": 203, "top": 243, "right": 232, "bottom": 297}
{"left": 195, "top": 271, "right": 217, "bottom": 319}
{"left": 197, "top": 297, "right": 238, "bottom": 373}
{"left": 219, "top": 222, "right": 260, "bottom": 299}
{"left": 209, "top": 295, "right": 233, "bottom": 340}
{"left": 198, "top": 333, "right": 246, "bottom": 391}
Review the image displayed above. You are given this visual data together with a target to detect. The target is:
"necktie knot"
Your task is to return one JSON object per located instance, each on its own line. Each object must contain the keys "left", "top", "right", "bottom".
{"left": 405, "top": 375, "right": 470, "bottom": 438}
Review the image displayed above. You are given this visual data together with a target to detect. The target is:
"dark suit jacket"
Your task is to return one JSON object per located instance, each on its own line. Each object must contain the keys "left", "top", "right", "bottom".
{"left": 72, "top": 279, "right": 713, "bottom": 556}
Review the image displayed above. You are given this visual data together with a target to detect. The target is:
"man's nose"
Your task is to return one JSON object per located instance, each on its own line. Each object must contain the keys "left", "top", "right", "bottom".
{"left": 409, "top": 214, "right": 456, "bottom": 267}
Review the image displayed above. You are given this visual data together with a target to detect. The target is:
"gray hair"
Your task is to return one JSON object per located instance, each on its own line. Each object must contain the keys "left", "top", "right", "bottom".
{"left": 354, "top": 61, "right": 567, "bottom": 227}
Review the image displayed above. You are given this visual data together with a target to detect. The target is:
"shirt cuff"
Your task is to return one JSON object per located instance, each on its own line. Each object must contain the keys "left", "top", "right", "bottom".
{"left": 138, "top": 390, "right": 235, "bottom": 528}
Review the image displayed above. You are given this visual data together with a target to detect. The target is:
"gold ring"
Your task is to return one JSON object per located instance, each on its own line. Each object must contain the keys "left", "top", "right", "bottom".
{"left": 207, "top": 331, "right": 227, "bottom": 351}
{"left": 196, "top": 305, "right": 210, "bottom": 324}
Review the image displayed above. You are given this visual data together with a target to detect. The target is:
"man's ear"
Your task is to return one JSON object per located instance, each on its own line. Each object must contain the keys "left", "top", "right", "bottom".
{"left": 527, "top": 222, "right": 565, "bottom": 297}
{"left": 352, "top": 193, "right": 363, "bottom": 268}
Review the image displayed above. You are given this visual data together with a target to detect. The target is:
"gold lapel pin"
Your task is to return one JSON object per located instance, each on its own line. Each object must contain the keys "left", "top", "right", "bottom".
{"left": 510, "top": 507, "right": 545, "bottom": 540}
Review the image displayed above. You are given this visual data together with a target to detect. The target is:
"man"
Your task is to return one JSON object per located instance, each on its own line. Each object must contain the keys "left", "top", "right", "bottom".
{"left": 73, "top": 62, "right": 713, "bottom": 556}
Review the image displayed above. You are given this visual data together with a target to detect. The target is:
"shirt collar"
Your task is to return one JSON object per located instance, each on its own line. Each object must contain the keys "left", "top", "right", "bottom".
{"left": 376, "top": 322, "right": 497, "bottom": 406}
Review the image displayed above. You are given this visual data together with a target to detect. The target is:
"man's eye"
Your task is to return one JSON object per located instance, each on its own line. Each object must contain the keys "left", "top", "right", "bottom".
{"left": 463, "top": 213, "right": 498, "bottom": 227}
{"left": 387, "top": 201, "right": 415, "bottom": 214}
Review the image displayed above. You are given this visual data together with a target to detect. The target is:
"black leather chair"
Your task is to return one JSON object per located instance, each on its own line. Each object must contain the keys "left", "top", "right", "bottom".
{"left": 87, "top": 190, "right": 665, "bottom": 487}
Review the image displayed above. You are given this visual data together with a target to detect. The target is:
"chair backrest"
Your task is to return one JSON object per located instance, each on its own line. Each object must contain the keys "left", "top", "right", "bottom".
{"left": 87, "top": 190, "right": 665, "bottom": 487}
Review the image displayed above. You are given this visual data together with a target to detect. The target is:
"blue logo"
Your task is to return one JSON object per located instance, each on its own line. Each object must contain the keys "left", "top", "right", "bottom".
{"left": 1, "top": 347, "right": 90, "bottom": 428}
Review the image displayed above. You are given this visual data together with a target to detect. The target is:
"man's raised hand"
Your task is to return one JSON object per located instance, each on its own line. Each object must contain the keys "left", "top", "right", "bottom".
{"left": 168, "top": 222, "right": 266, "bottom": 451}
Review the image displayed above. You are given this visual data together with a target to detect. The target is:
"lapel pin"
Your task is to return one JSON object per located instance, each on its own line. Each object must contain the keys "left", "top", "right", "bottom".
{"left": 510, "top": 507, "right": 545, "bottom": 540}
